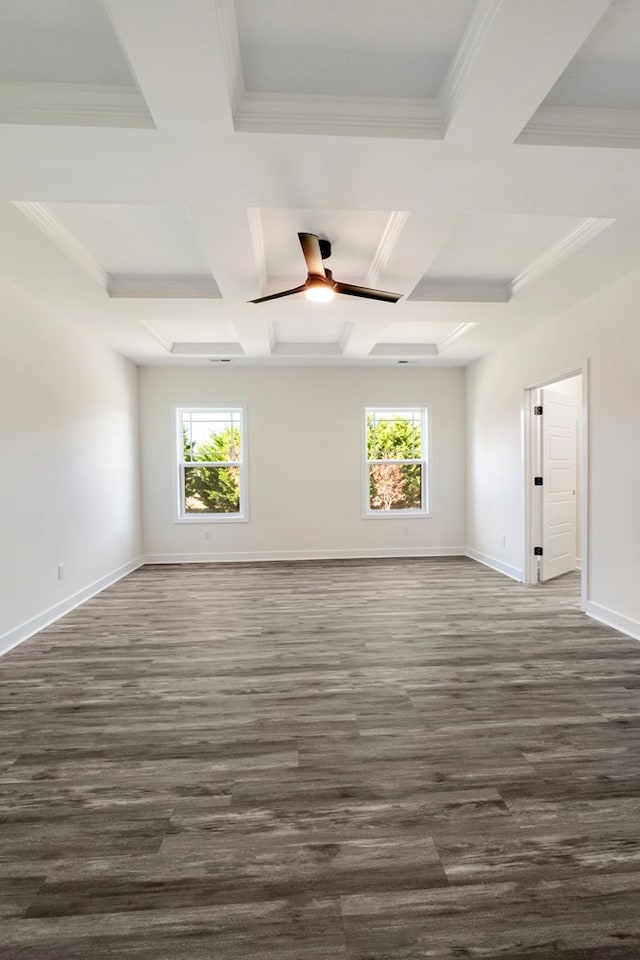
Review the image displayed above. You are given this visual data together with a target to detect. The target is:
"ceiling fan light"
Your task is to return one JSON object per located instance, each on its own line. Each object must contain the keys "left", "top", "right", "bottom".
{"left": 305, "top": 282, "right": 334, "bottom": 302}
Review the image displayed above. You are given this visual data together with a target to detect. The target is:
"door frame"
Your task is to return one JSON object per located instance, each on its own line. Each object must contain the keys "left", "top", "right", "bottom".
{"left": 523, "top": 360, "right": 589, "bottom": 611}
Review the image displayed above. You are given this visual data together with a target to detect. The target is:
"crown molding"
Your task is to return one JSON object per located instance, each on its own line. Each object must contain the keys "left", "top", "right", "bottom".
{"left": 235, "top": 92, "right": 444, "bottom": 139}
{"left": 108, "top": 274, "right": 221, "bottom": 299}
{"left": 0, "top": 82, "right": 154, "bottom": 128}
{"left": 518, "top": 105, "right": 640, "bottom": 148}
{"left": 170, "top": 342, "right": 244, "bottom": 356}
{"left": 140, "top": 320, "right": 173, "bottom": 353}
{"left": 369, "top": 342, "right": 438, "bottom": 358}
{"left": 437, "top": 322, "right": 477, "bottom": 354}
{"left": 140, "top": 328, "right": 245, "bottom": 358}
{"left": 512, "top": 217, "right": 614, "bottom": 295}
{"left": 409, "top": 278, "right": 511, "bottom": 302}
{"left": 272, "top": 342, "right": 342, "bottom": 356}
{"left": 13, "top": 201, "right": 108, "bottom": 288}
{"left": 438, "top": 0, "right": 505, "bottom": 128}
{"left": 366, "top": 211, "right": 410, "bottom": 288}
{"left": 213, "top": 0, "right": 245, "bottom": 116}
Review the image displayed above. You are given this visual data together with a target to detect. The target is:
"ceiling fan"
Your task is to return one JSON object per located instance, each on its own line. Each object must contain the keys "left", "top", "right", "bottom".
{"left": 249, "top": 232, "right": 401, "bottom": 304}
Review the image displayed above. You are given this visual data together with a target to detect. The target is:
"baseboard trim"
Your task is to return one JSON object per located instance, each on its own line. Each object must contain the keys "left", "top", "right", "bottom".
{"left": 0, "top": 557, "right": 144, "bottom": 658}
{"left": 584, "top": 601, "right": 640, "bottom": 641}
{"left": 465, "top": 548, "right": 523, "bottom": 582}
{"left": 143, "top": 547, "right": 467, "bottom": 564}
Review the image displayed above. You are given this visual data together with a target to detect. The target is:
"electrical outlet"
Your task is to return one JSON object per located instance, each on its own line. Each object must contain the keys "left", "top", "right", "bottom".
{"left": 204, "top": 529, "right": 213, "bottom": 541}
{"left": 402, "top": 526, "right": 409, "bottom": 536}
{"left": 57, "top": 563, "right": 65, "bottom": 580}
{"left": 500, "top": 535, "right": 506, "bottom": 547}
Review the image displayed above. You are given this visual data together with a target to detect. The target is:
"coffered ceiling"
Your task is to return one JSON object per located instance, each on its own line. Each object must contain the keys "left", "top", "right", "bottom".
{"left": 1, "top": 0, "right": 640, "bottom": 366}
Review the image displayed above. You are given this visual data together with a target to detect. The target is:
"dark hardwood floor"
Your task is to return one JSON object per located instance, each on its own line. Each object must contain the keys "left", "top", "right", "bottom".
{"left": 1, "top": 557, "right": 640, "bottom": 958}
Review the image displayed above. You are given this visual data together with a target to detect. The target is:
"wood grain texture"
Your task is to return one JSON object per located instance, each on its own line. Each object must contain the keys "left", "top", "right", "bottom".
{"left": 1, "top": 557, "right": 639, "bottom": 959}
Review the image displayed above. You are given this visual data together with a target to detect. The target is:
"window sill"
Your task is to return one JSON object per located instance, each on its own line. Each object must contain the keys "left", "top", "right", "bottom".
{"left": 363, "top": 510, "right": 431, "bottom": 520}
{"left": 174, "top": 515, "right": 248, "bottom": 524}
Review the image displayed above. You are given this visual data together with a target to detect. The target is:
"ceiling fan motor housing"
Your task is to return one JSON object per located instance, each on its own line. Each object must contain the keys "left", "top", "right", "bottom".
{"left": 318, "top": 238, "right": 332, "bottom": 260}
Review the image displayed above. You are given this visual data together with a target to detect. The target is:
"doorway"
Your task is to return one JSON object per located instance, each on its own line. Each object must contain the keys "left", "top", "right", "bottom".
{"left": 524, "top": 365, "right": 588, "bottom": 610}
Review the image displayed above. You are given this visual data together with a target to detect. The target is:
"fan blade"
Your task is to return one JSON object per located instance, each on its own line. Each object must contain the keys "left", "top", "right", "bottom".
{"left": 334, "top": 281, "right": 401, "bottom": 303}
{"left": 298, "top": 233, "right": 326, "bottom": 278}
{"left": 249, "top": 283, "right": 307, "bottom": 304}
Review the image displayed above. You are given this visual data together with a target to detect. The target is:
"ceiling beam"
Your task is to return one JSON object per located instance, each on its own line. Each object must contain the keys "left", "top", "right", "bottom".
{"left": 366, "top": 212, "right": 409, "bottom": 289}
{"left": 233, "top": 316, "right": 273, "bottom": 357}
{"left": 340, "top": 319, "right": 392, "bottom": 359}
{"left": 379, "top": 214, "right": 463, "bottom": 299}
{"left": 105, "top": 0, "right": 234, "bottom": 133}
{"left": 440, "top": 0, "right": 612, "bottom": 144}
{"left": 185, "top": 206, "right": 259, "bottom": 301}
{"left": 13, "top": 202, "right": 107, "bottom": 289}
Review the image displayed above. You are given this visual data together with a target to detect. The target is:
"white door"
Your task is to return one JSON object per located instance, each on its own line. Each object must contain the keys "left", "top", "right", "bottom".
{"left": 540, "top": 387, "right": 577, "bottom": 581}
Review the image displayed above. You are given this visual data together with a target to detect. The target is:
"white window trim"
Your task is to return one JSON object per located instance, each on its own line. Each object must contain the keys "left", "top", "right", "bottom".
{"left": 174, "top": 405, "right": 248, "bottom": 523}
{"left": 363, "top": 405, "right": 431, "bottom": 519}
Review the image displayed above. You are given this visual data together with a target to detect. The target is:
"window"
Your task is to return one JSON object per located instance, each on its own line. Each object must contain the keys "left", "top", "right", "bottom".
{"left": 177, "top": 407, "right": 246, "bottom": 520}
{"left": 365, "top": 407, "right": 428, "bottom": 515}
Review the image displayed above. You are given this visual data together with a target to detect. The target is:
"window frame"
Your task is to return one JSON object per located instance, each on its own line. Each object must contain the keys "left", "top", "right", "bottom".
{"left": 175, "top": 405, "right": 248, "bottom": 523}
{"left": 363, "top": 405, "right": 431, "bottom": 519}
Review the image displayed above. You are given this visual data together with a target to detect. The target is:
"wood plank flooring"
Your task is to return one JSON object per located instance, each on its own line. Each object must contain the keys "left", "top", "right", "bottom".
{"left": 1, "top": 557, "right": 640, "bottom": 958}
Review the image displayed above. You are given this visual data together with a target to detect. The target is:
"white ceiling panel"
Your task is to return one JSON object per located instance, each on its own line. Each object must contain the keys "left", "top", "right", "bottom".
{"left": 46, "top": 204, "right": 212, "bottom": 276}
{"left": 425, "top": 215, "right": 588, "bottom": 281}
{"left": 543, "top": 0, "right": 640, "bottom": 110}
{"left": 0, "top": 0, "right": 135, "bottom": 85}
{"left": 235, "top": 0, "right": 476, "bottom": 98}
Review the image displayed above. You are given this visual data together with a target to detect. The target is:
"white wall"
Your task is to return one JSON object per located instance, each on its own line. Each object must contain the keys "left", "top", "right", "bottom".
{"left": 139, "top": 366, "right": 466, "bottom": 561}
{"left": 0, "top": 280, "right": 142, "bottom": 653}
{"left": 466, "top": 266, "right": 640, "bottom": 637}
